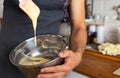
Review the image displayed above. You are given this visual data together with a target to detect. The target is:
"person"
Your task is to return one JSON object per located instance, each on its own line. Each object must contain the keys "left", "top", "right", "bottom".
{"left": 0, "top": 0, "right": 87, "bottom": 78}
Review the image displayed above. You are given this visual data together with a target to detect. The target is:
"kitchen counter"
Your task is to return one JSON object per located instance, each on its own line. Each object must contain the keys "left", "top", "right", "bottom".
{"left": 74, "top": 49, "right": 120, "bottom": 78}
{"left": 0, "top": 18, "right": 2, "bottom": 29}
{"left": 0, "top": 18, "right": 2, "bottom": 24}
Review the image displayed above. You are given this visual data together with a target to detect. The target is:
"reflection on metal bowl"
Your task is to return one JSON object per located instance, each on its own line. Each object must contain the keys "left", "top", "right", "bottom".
{"left": 9, "top": 35, "right": 68, "bottom": 78}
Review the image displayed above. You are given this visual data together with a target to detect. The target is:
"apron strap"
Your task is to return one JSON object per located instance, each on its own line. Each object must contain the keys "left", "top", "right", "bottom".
{"left": 63, "top": 0, "right": 70, "bottom": 22}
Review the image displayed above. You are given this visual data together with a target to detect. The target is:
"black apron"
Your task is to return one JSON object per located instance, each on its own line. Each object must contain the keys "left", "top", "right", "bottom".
{"left": 0, "top": 0, "right": 65, "bottom": 78}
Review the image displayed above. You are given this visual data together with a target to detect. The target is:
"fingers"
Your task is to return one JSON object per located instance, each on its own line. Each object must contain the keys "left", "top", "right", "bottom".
{"left": 40, "top": 65, "right": 69, "bottom": 73}
{"left": 37, "top": 72, "right": 65, "bottom": 78}
{"left": 37, "top": 50, "right": 76, "bottom": 78}
{"left": 38, "top": 65, "right": 70, "bottom": 78}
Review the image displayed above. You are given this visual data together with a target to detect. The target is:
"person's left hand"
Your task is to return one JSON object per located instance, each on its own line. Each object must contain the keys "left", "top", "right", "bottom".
{"left": 37, "top": 50, "right": 82, "bottom": 78}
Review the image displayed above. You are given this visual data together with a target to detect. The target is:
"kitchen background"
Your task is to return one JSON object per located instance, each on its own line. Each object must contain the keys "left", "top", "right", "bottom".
{"left": 0, "top": 0, "right": 120, "bottom": 43}
{"left": 85, "top": 0, "right": 120, "bottom": 44}
{"left": 0, "top": 0, "right": 3, "bottom": 18}
{"left": 0, "top": 0, "right": 120, "bottom": 77}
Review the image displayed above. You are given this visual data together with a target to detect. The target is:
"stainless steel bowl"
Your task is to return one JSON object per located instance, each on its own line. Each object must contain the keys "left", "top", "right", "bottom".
{"left": 9, "top": 35, "right": 68, "bottom": 78}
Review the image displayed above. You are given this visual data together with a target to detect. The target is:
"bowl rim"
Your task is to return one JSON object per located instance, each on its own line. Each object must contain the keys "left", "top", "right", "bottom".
{"left": 9, "top": 35, "right": 66, "bottom": 67}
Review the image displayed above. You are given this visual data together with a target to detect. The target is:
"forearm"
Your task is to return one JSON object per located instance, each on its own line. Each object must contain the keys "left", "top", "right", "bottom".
{"left": 69, "top": 22, "right": 87, "bottom": 54}
{"left": 69, "top": 0, "right": 87, "bottom": 55}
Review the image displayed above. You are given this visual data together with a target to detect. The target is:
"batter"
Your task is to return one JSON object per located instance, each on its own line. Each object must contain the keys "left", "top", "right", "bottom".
{"left": 19, "top": 0, "right": 40, "bottom": 46}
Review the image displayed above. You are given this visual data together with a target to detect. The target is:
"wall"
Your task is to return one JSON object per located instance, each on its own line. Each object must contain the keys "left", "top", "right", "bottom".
{"left": 0, "top": 0, "right": 3, "bottom": 18}
{"left": 93, "top": 0, "right": 120, "bottom": 43}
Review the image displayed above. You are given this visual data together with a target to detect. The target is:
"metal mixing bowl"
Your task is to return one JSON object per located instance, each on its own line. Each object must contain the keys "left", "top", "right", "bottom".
{"left": 9, "top": 35, "right": 68, "bottom": 78}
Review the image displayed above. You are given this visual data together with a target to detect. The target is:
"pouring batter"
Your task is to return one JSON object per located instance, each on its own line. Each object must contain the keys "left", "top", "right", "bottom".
{"left": 19, "top": 0, "right": 40, "bottom": 46}
{"left": 18, "top": 0, "right": 52, "bottom": 65}
{"left": 0, "top": 0, "right": 87, "bottom": 78}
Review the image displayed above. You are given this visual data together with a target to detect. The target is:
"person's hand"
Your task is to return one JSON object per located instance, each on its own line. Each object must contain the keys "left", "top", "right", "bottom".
{"left": 37, "top": 50, "right": 82, "bottom": 78}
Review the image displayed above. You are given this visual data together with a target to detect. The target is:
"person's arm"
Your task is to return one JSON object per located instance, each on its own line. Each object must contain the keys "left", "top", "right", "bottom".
{"left": 70, "top": 0, "right": 87, "bottom": 55}
{"left": 37, "top": 0, "right": 87, "bottom": 78}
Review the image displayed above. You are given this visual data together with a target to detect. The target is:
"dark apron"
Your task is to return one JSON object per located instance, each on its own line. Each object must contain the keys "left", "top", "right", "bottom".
{"left": 0, "top": 0, "right": 65, "bottom": 78}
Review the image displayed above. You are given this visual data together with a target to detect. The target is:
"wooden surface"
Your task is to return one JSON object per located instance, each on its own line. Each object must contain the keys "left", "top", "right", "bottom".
{"left": 74, "top": 49, "right": 120, "bottom": 78}
{"left": 0, "top": 18, "right": 2, "bottom": 24}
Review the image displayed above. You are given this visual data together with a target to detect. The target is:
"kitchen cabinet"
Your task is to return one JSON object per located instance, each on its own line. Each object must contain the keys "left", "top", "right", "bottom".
{"left": 74, "top": 49, "right": 120, "bottom": 78}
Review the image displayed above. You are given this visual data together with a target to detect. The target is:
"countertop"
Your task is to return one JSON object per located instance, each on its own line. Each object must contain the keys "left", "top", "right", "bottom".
{"left": 0, "top": 18, "right": 2, "bottom": 29}
{"left": 73, "top": 49, "right": 120, "bottom": 78}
